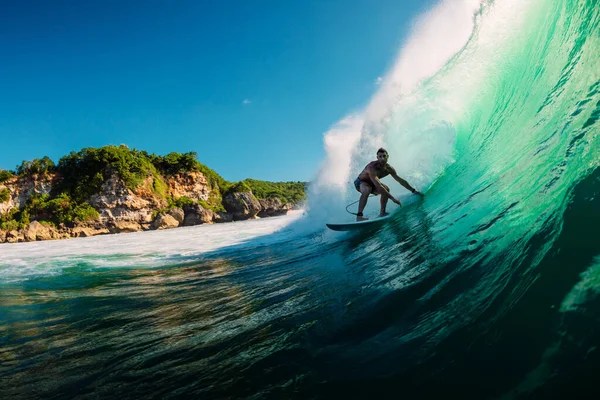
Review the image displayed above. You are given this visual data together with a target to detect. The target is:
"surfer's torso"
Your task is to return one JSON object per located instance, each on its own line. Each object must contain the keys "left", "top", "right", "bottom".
{"left": 358, "top": 161, "right": 390, "bottom": 182}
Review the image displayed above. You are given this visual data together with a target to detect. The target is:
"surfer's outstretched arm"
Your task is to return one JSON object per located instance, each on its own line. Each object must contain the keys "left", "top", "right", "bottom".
{"left": 389, "top": 167, "right": 424, "bottom": 197}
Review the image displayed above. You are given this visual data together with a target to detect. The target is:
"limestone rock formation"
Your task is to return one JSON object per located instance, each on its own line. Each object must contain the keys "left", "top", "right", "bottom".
{"left": 0, "top": 170, "right": 298, "bottom": 243}
{"left": 182, "top": 204, "right": 214, "bottom": 226}
{"left": 257, "top": 198, "right": 292, "bottom": 217}
{"left": 23, "top": 221, "right": 57, "bottom": 241}
{"left": 152, "top": 213, "right": 180, "bottom": 230}
{"left": 222, "top": 191, "right": 262, "bottom": 221}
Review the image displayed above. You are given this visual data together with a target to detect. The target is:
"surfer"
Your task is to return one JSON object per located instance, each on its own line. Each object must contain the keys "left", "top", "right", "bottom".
{"left": 354, "top": 148, "right": 423, "bottom": 221}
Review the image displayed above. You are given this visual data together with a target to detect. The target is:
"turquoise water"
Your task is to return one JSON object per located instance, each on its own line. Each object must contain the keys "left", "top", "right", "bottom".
{"left": 2, "top": 0, "right": 600, "bottom": 398}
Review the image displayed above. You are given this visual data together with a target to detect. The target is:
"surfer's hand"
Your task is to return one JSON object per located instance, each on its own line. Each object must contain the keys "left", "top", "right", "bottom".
{"left": 392, "top": 198, "right": 402, "bottom": 206}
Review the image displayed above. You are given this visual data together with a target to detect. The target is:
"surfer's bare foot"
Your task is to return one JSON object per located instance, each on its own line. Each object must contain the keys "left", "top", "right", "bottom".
{"left": 379, "top": 211, "right": 389, "bottom": 217}
{"left": 356, "top": 216, "right": 369, "bottom": 222}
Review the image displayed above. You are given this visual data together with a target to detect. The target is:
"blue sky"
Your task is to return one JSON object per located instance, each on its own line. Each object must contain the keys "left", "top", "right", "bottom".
{"left": 0, "top": 0, "right": 433, "bottom": 182}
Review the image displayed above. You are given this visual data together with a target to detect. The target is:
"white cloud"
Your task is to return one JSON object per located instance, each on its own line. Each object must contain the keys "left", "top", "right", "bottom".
{"left": 242, "top": 99, "right": 251, "bottom": 105}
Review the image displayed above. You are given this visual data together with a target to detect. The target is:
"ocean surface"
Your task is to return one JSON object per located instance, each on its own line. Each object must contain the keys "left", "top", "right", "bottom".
{"left": 2, "top": 0, "right": 600, "bottom": 398}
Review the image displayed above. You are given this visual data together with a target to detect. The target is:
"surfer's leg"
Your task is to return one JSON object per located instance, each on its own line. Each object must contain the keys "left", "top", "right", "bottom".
{"left": 380, "top": 183, "right": 390, "bottom": 216}
{"left": 357, "top": 183, "right": 371, "bottom": 221}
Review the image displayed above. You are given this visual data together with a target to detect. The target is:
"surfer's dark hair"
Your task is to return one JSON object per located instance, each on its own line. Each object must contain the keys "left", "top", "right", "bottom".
{"left": 377, "top": 148, "right": 388, "bottom": 155}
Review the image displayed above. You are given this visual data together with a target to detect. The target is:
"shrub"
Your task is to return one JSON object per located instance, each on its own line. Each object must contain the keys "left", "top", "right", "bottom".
{"left": 0, "top": 207, "right": 25, "bottom": 230}
{"left": 152, "top": 176, "right": 168, "bottom": 199}
{"left": 15, "top": 156, "right": 55, "bottom": 177}
{"left": 224, "top": 181, "right": 252, "bottom": 196}
{"left": 149, "top": 152, "right": 199, "bottom": 175}
{"left": 173, "top": 196, "right": 196, "bottom": 208}
{"left": 71, "top": 203, "right": 100, "bottom": 223}
{"left": 198, "top": 199, "right": 225, "bottom": 213}
{"left": 0, "top": 170, "right": 14, "bottom": 182}
{"left": 18, "top": 193, "right": 99, "bottom": 227}
{"left": 55, "top": 145, "right": 158, "bottom": 201}
{"left": 46, "top": 194, "right": 99, "bottom": 224}
{"left": 0, "top": 219, "right": 20, "bottom": 231}
{"left": 0, "top": 188, "right": 9, "bottom": 203}
{"left": 241, "top": 179, "right": 307, "bottom": 204}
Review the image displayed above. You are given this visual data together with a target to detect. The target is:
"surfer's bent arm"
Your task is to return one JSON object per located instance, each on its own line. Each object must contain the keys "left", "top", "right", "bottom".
{"left": 367, "top": 168, "right": 397, "bottom": 201}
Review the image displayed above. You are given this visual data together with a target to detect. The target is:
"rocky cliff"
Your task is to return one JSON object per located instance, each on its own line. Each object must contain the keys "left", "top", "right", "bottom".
{"left": 0, "top": 171, "right": 299, "bottom": 244}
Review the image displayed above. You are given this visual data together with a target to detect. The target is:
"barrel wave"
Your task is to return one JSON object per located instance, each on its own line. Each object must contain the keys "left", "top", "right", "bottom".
{"left": 2, "top": 0, "right": 600, "bottom": 399}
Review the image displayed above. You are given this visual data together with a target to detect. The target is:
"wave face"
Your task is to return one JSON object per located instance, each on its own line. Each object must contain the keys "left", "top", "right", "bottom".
{"left": 2, "top": 1, "right": 600, "bottom": 399}
{"left": 306, "top": 0, "right": 600, "bottom": 227}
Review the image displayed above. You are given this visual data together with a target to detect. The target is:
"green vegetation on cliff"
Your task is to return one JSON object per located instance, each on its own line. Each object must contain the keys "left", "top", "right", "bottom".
{"left": 55, "top": 145, "right": 159, "bottom": 201}
{"left": 242, "top": 179, "right": 306, "bottom": 204}
{"left": 0, "top": 145, "right": 307, "bottom": 230}
{"left": 222, "top": 179, "right": 306, "bottom": 205}
{"left": 16, "top": 156, "right": 56, "bottom": 177}
{"left": 0, "top": 188, "right": 9, "bottom": 203}
{"left": 143, "top": 151, "right": 226, "bottom": 188}
{"left": 223, "top": 181, "right": 252, "bottom": 196}
{"left": 0, "top": 193, "right": 99, "bottom": 231}
{"left": 0, "top": 170, "right": 15, "bottom": 182}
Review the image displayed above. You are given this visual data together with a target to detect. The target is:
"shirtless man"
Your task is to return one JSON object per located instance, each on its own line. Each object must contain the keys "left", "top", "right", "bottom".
{"left": 353, "top": 148, "right": 423, "bottom": 221}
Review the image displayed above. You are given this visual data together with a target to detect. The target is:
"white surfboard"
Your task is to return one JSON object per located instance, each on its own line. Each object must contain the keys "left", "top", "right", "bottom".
{"left": 326, "top": 214, "right": 392, "bottom": 232}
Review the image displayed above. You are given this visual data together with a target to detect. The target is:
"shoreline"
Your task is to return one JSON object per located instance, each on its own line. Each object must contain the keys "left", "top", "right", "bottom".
{"left": 0, "top": 209, "right": 306, "bottom": 246}
{"left": 0, "top": 211, "right": 306, "bottom": 259}
{"left": 1, "top": 147, "right": 308, "bottom": 245}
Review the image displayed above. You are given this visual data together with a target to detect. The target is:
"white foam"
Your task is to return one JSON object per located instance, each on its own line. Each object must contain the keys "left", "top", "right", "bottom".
{"left": 0, "top": 211, "right": 305, "bottom": 282}
{"left": 367, "top": 0, "right": 482, "bottom": 121}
